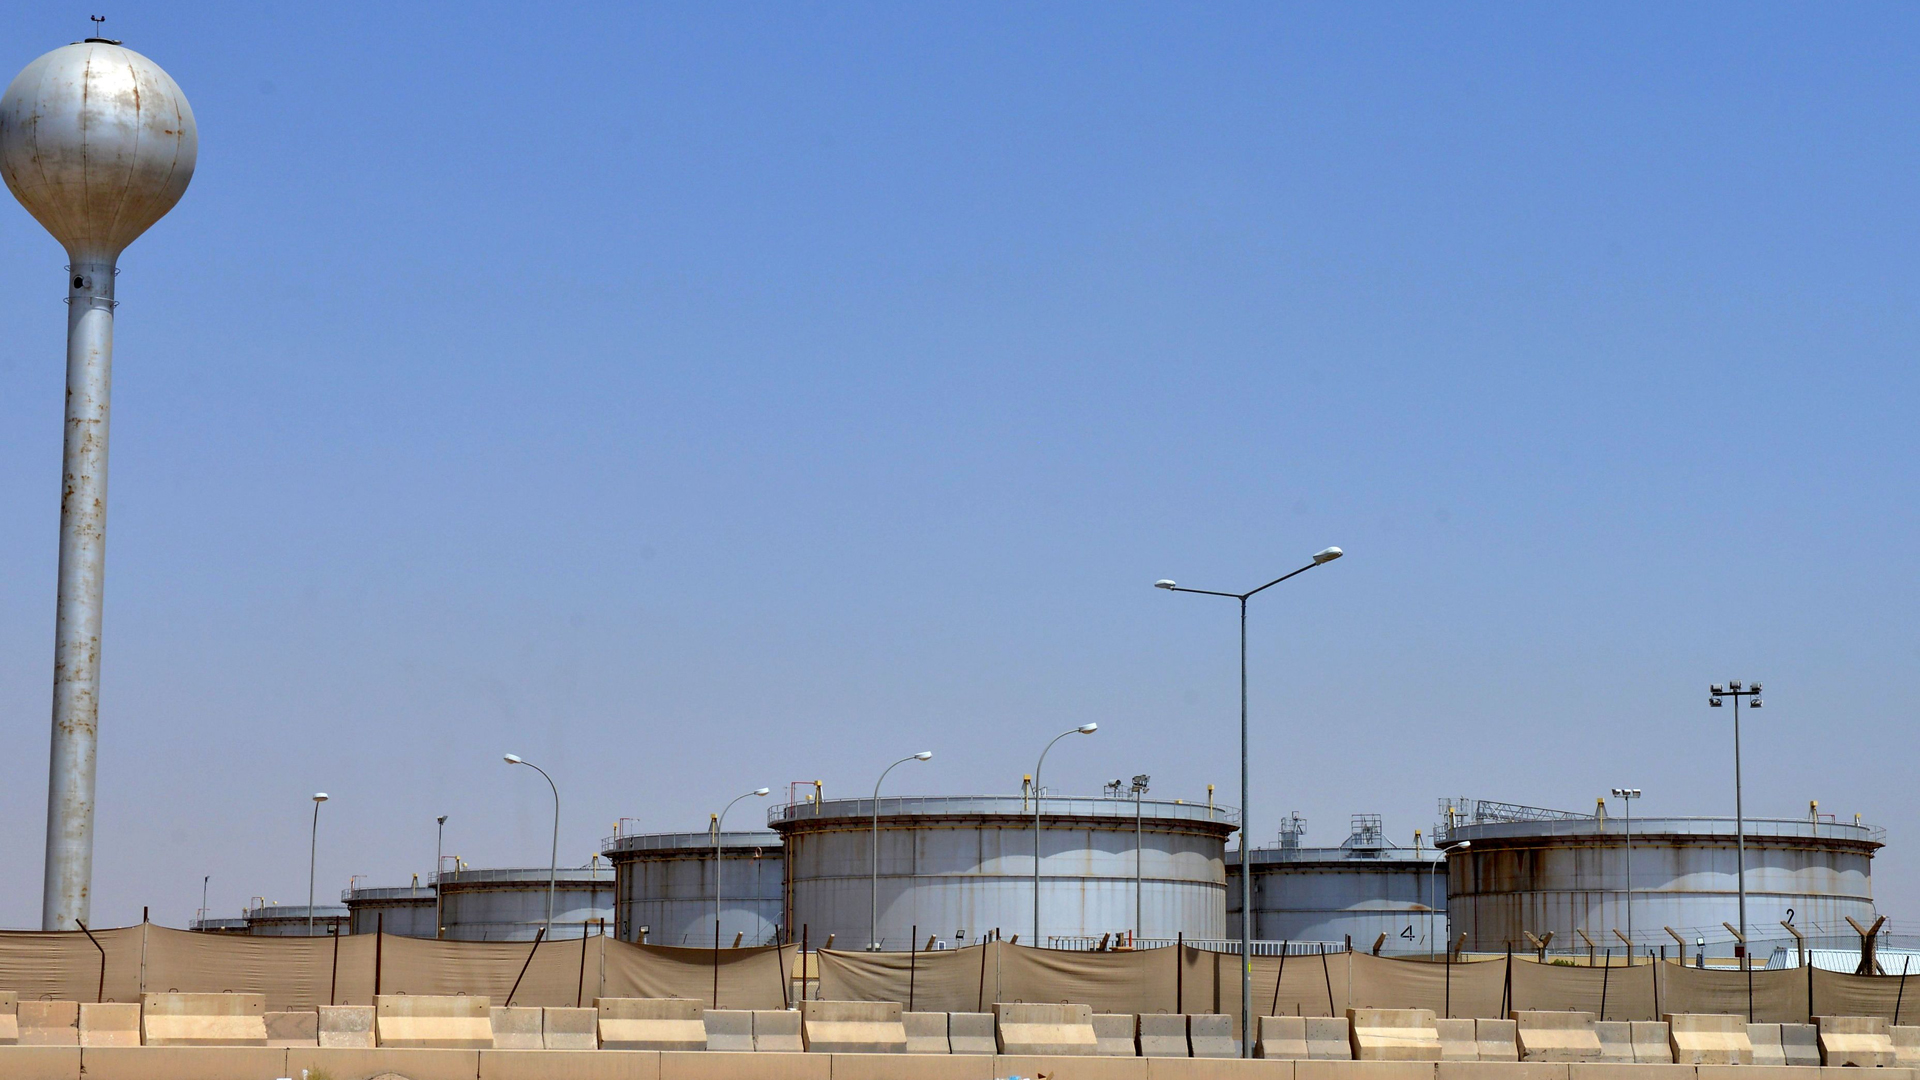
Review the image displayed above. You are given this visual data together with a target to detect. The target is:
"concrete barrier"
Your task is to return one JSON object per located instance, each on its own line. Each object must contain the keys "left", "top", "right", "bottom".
{"left": 1348, "top": 1008, "right": 1441, "bottom": 1062}
{"left": 1664, "top": 1013, "right": 1751, "bottom": 1065}
{"left": 78, "top": 1046, "right": 291, "bottom": 1080}
{"left": 478, "top": 1047, "right": 659, "bottom": 1080}
{"left": 1189, "top": 1014, "right": 1237, "bottom": 1058}
{"left": 1780, "top": 1022, "right": 1819, "bottom": 1067}
{"left": 265, "top": 1009, "right": 317, "bottom": 1048}
{"left": 374, "top": 994, "right": 492, "bottom": 1049}
{"left": 1593, "top": 1021, "right": 1633, "bottom": 1063}
{"left": 78, "top": 1003, "right": 140, "bottom": 1048}
{"left": 318, "top": 1005, "right": 374, "bottom": 1049}
{"left": 1095, "top": 1013, "right": 1137, "bottom": 1056}
{"left": 1475, "top": 1018, "right": 1518, "bottom": 1062}
{"left": 1138, "top": 1013, "right": 1189, "bottom": 1057}
{"left": 1629, "top": 1020, "right": 1671, "bottom": 1063}
{"left": 489, "top": 1006, "right": 544, "bottom": 1050}
{"left": 1816, "top": 1014, "right": 1896, "bottom": 1067}
{"left": 831, "top": 1054, "right": 980, "bottom": 1080}
{"left": 139, "top": 992, "right": 267, "bottom": 1047}
{"left": 0, "top": 1045, "right": 80, "bottom": 1079}
{"left": 948, "top": 1012, "right": 996, "bottom": 1055}
{"left": 754, "top": 1009, "right": 803, "bottom": 1052}
{"left": 1513, "top": 1011, "right": 1600, "bottom": 1062}
{"left": 1257, "top": 1016, "right": 1308, "bottom": 1060}
{"left": 291, "top": 1045, "right": 483, "bottom": 1080}
{"left": 704, "top": 1009, "right": 754, "bottom": 1052}
{"left": 1307, "top": 1016, "right": 1354, "bottom": 1059}
{"left": 801, "top": 999, "right": 906, "bottom": 1054}
{"left": 993, "top": 1002, "right": 1097, "bottom": 1056}
{"left": 905, "top": 1011, "right": 950, "bottom": 1054}
{"left": 541, "top": 1007, "right": 597, "bottom": 1051}
{"left": 1744, "top": 1022, "right": 1784, "bottom": 1067}
{"left": 1892, "top": 1025, "right": 1920, "bottom": 1068}
{"left": 17, "top": 1003, "right": 77, "bottom": 1048}
{"left": 595, "top": 997, "right": 706, "bottom": 1051}
{"left": 0, "top": 992, "right": 16, "bottom": 1046}
{"left": 1435, "top": 1018, "right": 1477, "bottom": 1061}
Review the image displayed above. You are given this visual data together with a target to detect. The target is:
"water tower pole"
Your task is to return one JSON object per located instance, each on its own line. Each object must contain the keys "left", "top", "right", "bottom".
{"left": 1, "top": 34, "right": 197, "bottom": 929}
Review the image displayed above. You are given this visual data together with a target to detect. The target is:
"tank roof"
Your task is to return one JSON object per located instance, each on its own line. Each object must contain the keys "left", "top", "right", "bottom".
{"left": 434, "top": 865, "right": 614, "bottom": 886}
{"left": 245, "top": 903, "right": 348, "bottom": 920}
{"left": 1445, "top": 815, "right": 1883, "bottom": 848}
{"left": 602, "top": 830, "right": 781, "bottom": 856}
{"left": 768, "top": 794, "right": 1239, "bottom": 831}
{"left": 341, "top": 884, "right": 436, "bottom": 902}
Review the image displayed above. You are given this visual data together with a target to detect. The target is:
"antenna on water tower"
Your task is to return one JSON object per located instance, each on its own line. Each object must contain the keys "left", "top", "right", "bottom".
{"left": 1, "top": 33, "right": 197, "bottom": 930}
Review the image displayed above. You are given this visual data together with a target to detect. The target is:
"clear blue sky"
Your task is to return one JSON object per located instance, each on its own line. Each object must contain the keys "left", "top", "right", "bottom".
{"left": 1, "top": 4, "right": 1915, "bottom": 931}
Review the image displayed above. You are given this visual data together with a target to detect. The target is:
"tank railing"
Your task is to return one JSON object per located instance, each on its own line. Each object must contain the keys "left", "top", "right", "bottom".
{"left": 339, "top": 884, "right": 436, "bottom": 902}
{"left": 767, "top": 794, "right": 1241, "bottom": 827}
{"left": 242, "top": 904, "right": 350, "bottom": 920}
{"left": 1048, "top": 936, "right": 1343, "bottom": 955}
{"left": 1508, "top": 924, "right": 1905, "bottom": 962}
{"left": 429, "top": 865, "right": 615, "bottom": 886}
{"left": 599, "top": 829, "right": 781, "bottom": 853}
{"left": 1438, "top": 815, "right": 1884, "bottom": 844}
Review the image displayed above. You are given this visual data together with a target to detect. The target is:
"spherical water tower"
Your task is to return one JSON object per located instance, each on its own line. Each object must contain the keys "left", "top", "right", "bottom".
{"left": 1, "top": 32, "right": 196, "bottom": 929}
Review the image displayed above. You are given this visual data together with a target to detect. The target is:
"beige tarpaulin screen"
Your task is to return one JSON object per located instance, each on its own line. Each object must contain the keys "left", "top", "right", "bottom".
{"left": 6, "top": 929, "right": 1917, "bottom": 1024}
{"left": 819, "top": 943, "right": 1920, "bottom": 1026}
{"left": 0, "top": 925, "right": 793, "bottom": 1011}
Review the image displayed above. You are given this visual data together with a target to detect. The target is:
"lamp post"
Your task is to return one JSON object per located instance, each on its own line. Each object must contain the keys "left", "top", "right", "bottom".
{"left": 1430, "top": 841, "right": 1466, "bottom": 960}
{"left": 1611, "top": 788, "right": 1640, "bottom": 946}
{"left": 1033, "top": 724, "right": 1099, "bottom": 945}
{"left": 870, "top": 753, "right": 933, "bottom": 950}
{"left": 503, "top": 754, "right": 560, "bottom": 934}
{"left": 1132, "top": 774, "right": 1151, "bottom": 943}
{"left": 200, "top": 875, "right": 209, "bottom": 928}
{"left": 1156, "top": 545, "right": 1343, "bottom": 1056}
{"left": 715, "top": 788, "right": 771, "bottom": 943}
{"left": 1709, "top": 682, "right": 1761, "bottom": 970}
{"left": 307, "top": 793, "right": 329, "bottom": 937}
{"left": 435, "top": 814, "right": 448, "bottom": 939}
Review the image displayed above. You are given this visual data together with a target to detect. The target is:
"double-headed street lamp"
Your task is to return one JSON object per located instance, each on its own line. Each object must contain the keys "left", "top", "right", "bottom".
{"left": 1430, "top": 840, "right": 1467, "bottom": 960}
{"left": 871, "top": 752, "right": 934, "bottom": 950}
{"left": 1156, "top": 545, "right": 1343, "bottom": 1057}
{"left": 503, "top": 754, "right": 560, "bottom": 934}
{"left": 1610, "top": 788, "right": 1640, "bottom": 946}
{"left": 1709, "top": 681, "right": 1762, "bottom": 970}
{"left": 307, "top": 793, "right": 329, "bottom": 937}
{"left": 1034, "top": 724, "right": 1098, "bottom": 944}
{"left": 435, "top": 814, "right": 449, "bottom": 939}
{"left": 715, "top": 787, "right": 771, "bottom": 944}
{"left": 1131, "top": 774, "right": 1151, "bottom": 942}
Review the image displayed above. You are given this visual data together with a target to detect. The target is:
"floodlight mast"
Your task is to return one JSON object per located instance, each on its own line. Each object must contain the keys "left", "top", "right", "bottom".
{"left": 1, "top": 33, "right": 198, "bottom": 930}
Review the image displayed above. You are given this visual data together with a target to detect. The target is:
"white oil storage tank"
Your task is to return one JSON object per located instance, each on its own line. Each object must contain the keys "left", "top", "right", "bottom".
{"left": 1440, "top": 798, "right": 1883, "bottom": 960}
{"left": 601, "top": 829, "right": 784, "bottom": 946}
{"left": 1227, "top": 813, "right": 1450, "bottom": 954}
{"left": 344, "top": 881, "right": 437, "bottom": 938}
{"left": 771, "top": 793, "right": 1237, "bottom": 950}
{"left": 436, "top": 865, "right": 615, "bottom": 941}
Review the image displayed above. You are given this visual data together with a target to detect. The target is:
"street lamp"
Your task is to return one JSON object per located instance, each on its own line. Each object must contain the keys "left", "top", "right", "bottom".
{"left": 1132, "top": 774, "right": 1151, "bottom": 942}
{"left": 1430, "top": 841, "right": 1466, "bottom": 960}
{"left": 715, "top": 787, "right": 771, "bottom": 944}
{"left": 1155, "top": 544, "right": 1343, "bottom": 1056}
{"left": 1709, "top": 682, "right": 1761, "bottom": 975}
{"left": 870, "top": 753, "right": 933, "bottom": 950}
{"left": 1033, "top": 724, "right": 1099, "bottom": 945}
{"left": 503, "top": 754, "right": 560, "bottom": 934}
{"left": 435, "top": 814, "right": 449, "bottom": 939}
{"left": 1610, "top": 789, "right": 1641, "bottom": 946}
{"left": 307, "top": 793, "right": 329, "bottom": 937}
